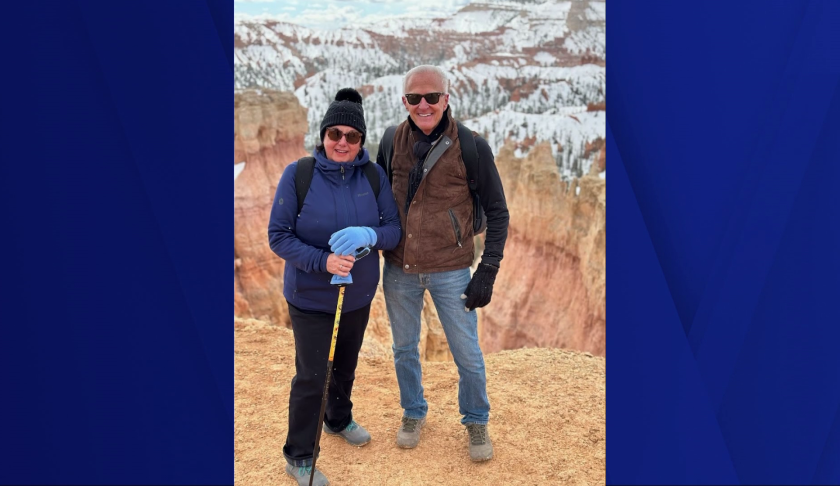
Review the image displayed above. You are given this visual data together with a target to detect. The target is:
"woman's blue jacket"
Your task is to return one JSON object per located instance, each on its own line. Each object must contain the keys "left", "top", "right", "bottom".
{"left": 268, "top": 147, "right": 401, "bottom": 313}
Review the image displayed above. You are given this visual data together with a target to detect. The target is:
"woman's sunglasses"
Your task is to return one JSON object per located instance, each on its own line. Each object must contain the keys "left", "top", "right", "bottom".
{"left": 325, "top": 127, "right": 362, "bottom": 145}
{"left": 404, "top": 92, "right": 445, "bottom": 105}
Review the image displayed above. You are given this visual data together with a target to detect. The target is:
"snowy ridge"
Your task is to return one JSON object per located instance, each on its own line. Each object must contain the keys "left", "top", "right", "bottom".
{"left": 564, "top": 27, "right": 606, "bottom": 57}
{"left": 438, "top": 7, "right": 522, "bottom": 34}
{"left": 235, "top": 0, "right": 606, "bottom": 179}
{"left": 464, "top": 110, "right": 605, "bottom": 178}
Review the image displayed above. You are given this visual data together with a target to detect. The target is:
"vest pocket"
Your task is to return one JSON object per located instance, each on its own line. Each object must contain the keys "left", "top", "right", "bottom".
{"left": 448, "top": 208, "right": 463, "bottom": 248}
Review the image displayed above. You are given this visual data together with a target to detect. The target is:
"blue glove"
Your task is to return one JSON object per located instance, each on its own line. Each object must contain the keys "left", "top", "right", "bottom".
{"left": 329, "top": 227, "right": 377, "bottom": 256}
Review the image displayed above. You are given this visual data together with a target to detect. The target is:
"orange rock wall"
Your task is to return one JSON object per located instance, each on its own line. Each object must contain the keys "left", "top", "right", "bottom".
{"left": 234, "top": 90, "right": 309, "bottom": 325}
{"left": 478, "top": 143, "right": 606, "bottom": 355}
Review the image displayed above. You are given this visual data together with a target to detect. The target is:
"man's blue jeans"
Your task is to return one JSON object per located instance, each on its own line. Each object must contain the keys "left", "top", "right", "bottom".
{"left": 383, "top": 261, "right": 490, "bottom": 424}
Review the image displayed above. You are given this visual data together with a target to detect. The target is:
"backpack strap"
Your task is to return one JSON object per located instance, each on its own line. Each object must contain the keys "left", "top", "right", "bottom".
{"left": 457, "top": 121, "right": 487, "bottom": 234}
{"left": 381, "top": 125, "right": 398, "bottom": 185}
{"left": 296, "top": 156, "right": 380, "bottom": 213}
{"left": 361, "top": 161, "right": 380, "bottom": 200}
{"left": 456, "top": 121, "right": 479, "bottom": 192}
{"left": 294, "top": 157, "right": 316, "bottom": 214}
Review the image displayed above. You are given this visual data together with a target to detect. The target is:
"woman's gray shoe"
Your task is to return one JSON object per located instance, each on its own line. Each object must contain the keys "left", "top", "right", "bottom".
{"left": 322, "top": 420, "right": 371, "bottom": 446}
{"left": 396, "top": 416, "right": 426, "bottom": 449}
{"left": 466, "top": 423, "right": 494, "bottom": 462}
{"left": 285, "top": 463, "right": 329, "bottom": 486}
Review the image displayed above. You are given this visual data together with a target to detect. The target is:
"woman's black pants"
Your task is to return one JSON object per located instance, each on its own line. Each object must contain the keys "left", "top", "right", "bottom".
{"left": 282, "top": 301, "right": 370, "bottom": 466}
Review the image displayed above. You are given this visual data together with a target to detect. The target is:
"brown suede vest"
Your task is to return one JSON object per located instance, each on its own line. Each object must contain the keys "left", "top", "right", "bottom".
{"left": 384, "top": 111, "right": 476, "bottom": 273}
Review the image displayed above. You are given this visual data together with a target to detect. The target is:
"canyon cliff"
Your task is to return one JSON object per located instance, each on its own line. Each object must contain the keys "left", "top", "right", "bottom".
{"left": 479, "top": 142, "right": 605, "bottom": 355}
{"left": 234, "top": 90, "right": 308, "bottom": 325}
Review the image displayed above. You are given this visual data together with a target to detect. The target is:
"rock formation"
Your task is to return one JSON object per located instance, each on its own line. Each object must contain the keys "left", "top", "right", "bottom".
{"left": 234, "top": 90, "right": 309, "bottom": 325}
{"left": 478, "top": 142, "right": 606, "bottom": 355}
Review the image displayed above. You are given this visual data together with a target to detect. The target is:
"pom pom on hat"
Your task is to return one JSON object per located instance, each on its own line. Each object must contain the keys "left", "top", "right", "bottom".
{"left": 334, "top": 87, "right": 363, "bottom": 105}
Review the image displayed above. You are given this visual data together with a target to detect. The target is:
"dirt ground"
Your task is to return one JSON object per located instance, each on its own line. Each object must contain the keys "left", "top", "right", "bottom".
{"left": 235, "top": 318, "right": 605, "bottom": 486}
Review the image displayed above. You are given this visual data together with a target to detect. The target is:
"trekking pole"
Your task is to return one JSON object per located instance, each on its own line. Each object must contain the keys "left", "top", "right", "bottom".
{"left": 309, "top": 247, "right": 371, "bottom": 486}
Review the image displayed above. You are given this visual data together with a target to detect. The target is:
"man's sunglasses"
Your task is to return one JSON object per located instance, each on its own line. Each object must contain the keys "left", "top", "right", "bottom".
{"left": 325, "top": 127, "right": 362, "bottom": 145}
{"left": 404, "top": 92, "right": 446, "bottom": 105}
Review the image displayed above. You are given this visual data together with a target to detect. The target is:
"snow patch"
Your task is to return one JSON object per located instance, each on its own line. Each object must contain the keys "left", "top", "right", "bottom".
{"left": 534, "top": 51, "right": 556, "bottom": 66}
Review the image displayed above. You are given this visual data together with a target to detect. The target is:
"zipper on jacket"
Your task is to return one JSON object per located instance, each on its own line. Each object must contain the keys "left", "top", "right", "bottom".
{"left": 448, "top": 209, "right": 463, "bottom": 248}
{"left": 342, "top": 165, "right": 350, "bottom": 229}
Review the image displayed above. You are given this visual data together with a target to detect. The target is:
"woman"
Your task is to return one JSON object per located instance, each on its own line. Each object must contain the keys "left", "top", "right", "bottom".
{"left": 268, "top": 88, "right": 401, "bottom": 486}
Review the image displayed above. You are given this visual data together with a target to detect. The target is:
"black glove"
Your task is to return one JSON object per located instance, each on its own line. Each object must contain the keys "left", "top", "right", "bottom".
{"left": 460, "top": 263, "right": 499, "bottom": 311}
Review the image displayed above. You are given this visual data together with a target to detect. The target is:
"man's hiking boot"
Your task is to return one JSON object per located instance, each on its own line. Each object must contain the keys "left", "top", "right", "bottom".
{"left": 323, "top": 420, "right": 371, "bottom": 447}
{"left": 396, "top": 416, "right": 426, "bottom": 449}
{"left": 465, "top": 423, "right": 493, "bottom": 462}
{"left": 285, "top": 463, "right": 329, "bottom": 486}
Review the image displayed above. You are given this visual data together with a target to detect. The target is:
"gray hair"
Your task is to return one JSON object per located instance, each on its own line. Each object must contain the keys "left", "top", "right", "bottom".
{"left": 403, "top": 65, "right": 450, "bottom": 93}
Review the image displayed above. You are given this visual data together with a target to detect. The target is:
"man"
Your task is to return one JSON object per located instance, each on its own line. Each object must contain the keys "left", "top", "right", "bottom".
{"left": 376, "top": 65, "right": 509, "bottom": 462}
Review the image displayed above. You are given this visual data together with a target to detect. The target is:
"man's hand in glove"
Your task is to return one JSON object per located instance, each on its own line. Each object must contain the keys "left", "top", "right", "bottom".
{"left": 460, "top": 263, "right": 499, "bottom": 311}
{"left": 329, "top": 227, "right": 377, "bottom": 256}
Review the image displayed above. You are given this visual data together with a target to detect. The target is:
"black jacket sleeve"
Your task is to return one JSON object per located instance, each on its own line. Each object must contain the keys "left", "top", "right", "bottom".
{"left": 375, "top": 142, "right": 387, "bottom": 174}
{"left": 474, "top": 135, "right": 509, "bottom": 268}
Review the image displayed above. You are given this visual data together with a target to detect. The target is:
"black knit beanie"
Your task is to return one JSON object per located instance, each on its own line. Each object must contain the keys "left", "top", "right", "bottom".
{"left": 319, "top": 88, "right": 366, "bottom": 146}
